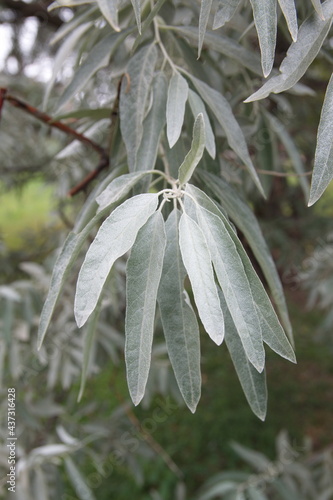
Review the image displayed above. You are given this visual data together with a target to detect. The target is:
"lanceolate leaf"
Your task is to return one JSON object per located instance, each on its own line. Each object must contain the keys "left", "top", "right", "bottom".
{"left": 178, "top": 113, "right": 205, "bottom": 186}
{"left": 198, "top": 0, "right": 213, "bottom": 57}
{"left": 246, "top": 1, "right": 333, "bottom": 102}
{"left": 179, "top": 213, "right": 224, "bottom": 345}
{"left": 166, "top": 73, "right": 189, "bottom": 148}
{"left": 185, "top": 186, "right": 265, "bottom": 372}
{"left": 310, "top": 0, "right": 325, "bottom": 19}
{"left": 219, "top": 290, "right": 267, "bottom": 420}
{"left": 57, "top": 31, "right": 130, "bottom": 110}
{"left": 189, "top": 75, "right": 265, "bottom": 197}
{"left": 213, "top": 0, "right": 241, "bottom": 29}
{"left": 188, "top": 90, "right": 216, "bottom": 158}
{"left": 198, "top": 170, "right": 293, "bottom": 343}
{"left": 158, "top": 209, "right": 201, "bottom": 413}
{"left": 120, "top": 44, "right": 158, "bottom": 170}
{"left": 187, "top": 184, "right": 296, "bottom": 364}
{"left": 96, "top": 0, "right": 120, "bottom": 31}
{"left": 249, "top": 0, "right": 277, "bottom": 77}
{"left": 125, "top": 211, "right": 166, "bottom": 405}
{"left": 308, "top": 73, "right": 333, "bottom": 206}
{"left": 130, "top": 0, "right": 141, "bottom": 33}
{"left": 277, "top": 0, "right": 298, "bottom": 42}
{"left": 135, "top": 72, "right": 168, "bottom": 172}
{"left": 74, "top": 193, "right": 159, "bottom": 328}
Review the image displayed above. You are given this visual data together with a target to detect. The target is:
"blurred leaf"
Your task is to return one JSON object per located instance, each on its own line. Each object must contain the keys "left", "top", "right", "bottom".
{"left": 178, "top": 113, "right": 205, "bottom": 186}
{"left": 179, "top": 213, "right": 224, "bottom": 345}
{"left": 311, "top": 0, "right": 325, "bottom": 19}
{"left": 75, "top": 193, "right": 158, "bottom": 328}
{"left": 166, "top": 73, "right": 189, "bottom": 148}
{"left": 308, "top": 73, "right": 333, "bottom": 206}
{"left": 188, "top": 90, "right": 216, "bottom": 158}
{"left": 213, "top": 0, "right": 241, "bottom": 29}
{"left": 120, "top": 44, "right": 158, "bottom": 170}
{"left": 130, "top": 0, "right": 142, "bottom": 33}
{"left": 231, "top": 441, "right": 272, "bottom": 471}
{"left": 158, "top": 210, "right": 201, "bottom": 413}
{"left": 125, "top": 211, "right": 166, "bottom": 405}
{"left": 246, "top": 2, "right": 333, "bottom": 102}
{"left": 64, "top": 456, "right": 97, "bottom": 500}
{"left": 96, "top": 0, "right": 120, "bottom": 31}
{"left": 198, "top": 0, "right": 213, "bottom": 57}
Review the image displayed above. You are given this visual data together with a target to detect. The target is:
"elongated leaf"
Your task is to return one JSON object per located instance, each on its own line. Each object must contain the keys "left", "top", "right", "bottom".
{"left": 188, "top": 90, "right": 216, "bottom": 158}
{"left": 308, "top": 73, "right": 333, "bottom": 206}
{"left": 74, "top": 193, "right": 158, "bottom": 328}
{"left": 198, "top": 170, "right": 293, "bottom": 343}
{"left": 158, "top": 210, "right": 201, "bottom": 413}
{"left": 219, "top": 290, "right": 267, "bottom": 420}
{"left": 185, "top": 187, "right": 264, "bottom": 371}
{"left": 64, "top": 457, "right": 96, "bottom": 500}
{"left": 50, "top": 6, "right": 97, "bottom": 45}
{"left": 170, "top": 26, "right": 262, "bottom": 75}
{"left": 37, "top": 168, "right": 124, "bottom": 349}
{"left": 43, "top": 22, "right": 91, "bottom": 109}
{"left": 125, "top": 211, "right": 166, "bottom": 405}
{"left": 311, "top": 0, "right": 325, "bottom": 19}
{"left": 231, "top": 442, "right": 272, "bottom": 471}
{"left": 120, "top": 44, "right": 157, "bottom": 170}
{"left": 277, "top": 0, "right": 298, "bottom": 41}
{"left": 96, "top": 0, "right": 120, "bottom": 31}
{"left": 130, "top": 0, "right": 141, "bottom": 33}
{"left": 96, "top": 172, "right": 150, "bottom": 211}
{"left": 250, "top": 0, "right": 277, "bottom": 77}
{"left": 57, "top": 31, "right": 129, "bottom": 110}
{"left": 166, "top": 73, "right": 189, "bottom": 148}
{"left": 135, "top": 72, "right": 168, "bottom": 172}
{"left": 189, "top": 75, "right": 265, "bottom": 197}
{"left": 198, "top": 0, "right": 213, "bottom": 57}
{"left": 187, "top": 184, "right": 296, "bottom": 364}
{"left": 179, "top": 213, "right": 224, "bottom": 345}
{"left": 246, "top": 1, "right": 333, "bottom": 102}
{"left": 178, "top": 113, "right": 205, "bottom": 185}
{"left": 213, "top": 0, "right": 241, "bottom": 29}
{"left": 265, "top": 112, "right": 310, "bottom": 200}
{"left": 131, "top": 0, "right": 168, "bottom": 53}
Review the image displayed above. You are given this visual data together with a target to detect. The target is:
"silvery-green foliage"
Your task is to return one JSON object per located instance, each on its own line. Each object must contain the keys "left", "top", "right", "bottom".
{"left": 37, "top": 0, "right": 333, "bottom": 414}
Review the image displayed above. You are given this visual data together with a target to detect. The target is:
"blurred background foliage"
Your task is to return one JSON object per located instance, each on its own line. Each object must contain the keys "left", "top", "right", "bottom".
{"left": 0, "top": 1, "right": 333, "bottom": 499}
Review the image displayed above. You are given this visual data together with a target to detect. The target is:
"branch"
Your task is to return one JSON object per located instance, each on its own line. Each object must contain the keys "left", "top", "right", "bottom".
{"left": 0, "top": 0, "right": 63, "bottom": 28}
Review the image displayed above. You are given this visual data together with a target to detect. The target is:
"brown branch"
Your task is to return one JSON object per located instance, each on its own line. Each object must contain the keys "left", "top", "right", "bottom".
{"left": 0, "top": 0, "right": 63, "bottom": 28}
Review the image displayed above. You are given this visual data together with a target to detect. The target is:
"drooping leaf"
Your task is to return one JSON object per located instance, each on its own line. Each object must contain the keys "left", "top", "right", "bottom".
{"left": 64, "top": 457, "right": 96, "bottom": 500}
{"left": 249, "top": 0, "right": 277, "bottom": 77}
{"left": 158, "top": 209, "right": 201, "bottom": 413}
{"left": 131, "top": 0, "right": 168, "bottom": 52}
{"left": 198, "top": 0, "right": 213, "bottom": 57}
{"left": 135, "top": 72, "right": 168, "bottom": 172}
{"left": 120, "top": 44, "right": 158, "bottom": 170}
{"left": 265, "top": 111, "right": 310, "bottom": 200}
{"left": 130, "top": 0, "right": 142, "bottom": 33}
{"left": 49, "top": 6, "right": 97, "bottom": 45}
{"left": 166, "top": 73, "right": 189, "bottom": 148}
{"left": 213, "top": 0, "right": 241, "bottom": 29}
{"left": 184, "top": 187, "right": 264, "bottom": 371}
{"left": 43, "top": 22, "right": 92, "bottom": 108}
{"left": 96, "top": 172, "right": 151, "bottom": 211}
{"left": 310, "top": 0, "right": 325, "bottom": 19}
{"left": 308, "top": 73, "right": 333, "bottom": 206}
{"left": 231, "top": 442, "right": 272, "bottom": 471}
{"left": 186, "top": 184, "right": 296, "bottom": 365}
{"left": 96, "top": 0, "right": 120, "bottom": 31}
{"left": 125, "top": 211, "right": 166, "bottom": 405}
{"left": 178, "top": 113, "right": 205, "bottom": 186}
{"left": 198, "top": 170, "right": 293, "bottom": 343}
{"left": 188, "top": 90, "right": 216, "bottom": 158}
{"left": 74, "top": 193, "right": 159, "bottom": 328}
{"left": 277, "top": 0, "right": 298, "bottom": 41}
{"left": 246, "top": 1, "right": 333, "bottom": 102}
{"left": 179, "top": 213, "right": 224, "bottom": 345}
{"left": 189, "top": 75, "right": 265, "bottom": 197}
{"left": 170, "top": 26, "right": 262, "bottom": 75}
{"left": 219, "top": 290, "right": 267, "bottom": 420}
{"left": 57, "top": 31, "right": 130, "bottom": 110}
